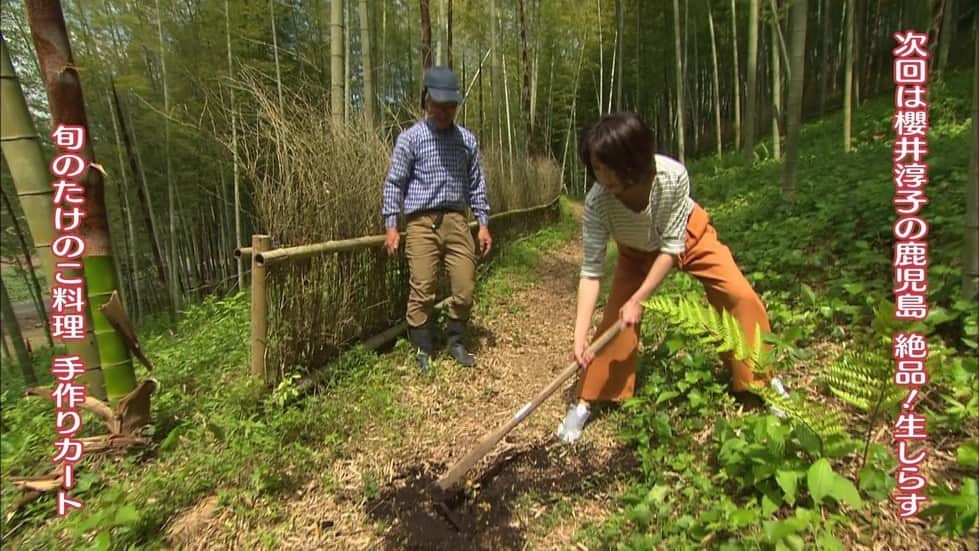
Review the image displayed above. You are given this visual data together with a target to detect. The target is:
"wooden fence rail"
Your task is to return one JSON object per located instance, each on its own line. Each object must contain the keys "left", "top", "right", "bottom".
{"left": 241, "top": 195, "right": 562, "bottom": 387}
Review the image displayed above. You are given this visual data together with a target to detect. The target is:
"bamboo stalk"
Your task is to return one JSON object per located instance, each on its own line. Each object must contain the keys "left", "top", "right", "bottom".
{"left": 110, "top": 82, "right": 169, "bottom": 313}
{"left": 105, "top": 93, "right": 141, "bottom": 322}
{"left": 154, "top": 0, "right": 180, "bottom": 314}
{"left": 1, "top": 276, "right": 36, "bottom": 384}
{"left": 250, "top": 234, "right": 272, "bottom": 384}
{"left": 1, "top": 33, "right": 104, "bottom": 397}
{"left": 255, "top": 196, "right": 560, "bottom": 266}
{"left": 0, "top": 188, "right": 51, "bottom": 346}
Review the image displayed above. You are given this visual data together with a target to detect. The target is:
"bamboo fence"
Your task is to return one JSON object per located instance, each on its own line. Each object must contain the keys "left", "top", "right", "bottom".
{"left": 238, "top": 195, "right": 562, "bottom": 387}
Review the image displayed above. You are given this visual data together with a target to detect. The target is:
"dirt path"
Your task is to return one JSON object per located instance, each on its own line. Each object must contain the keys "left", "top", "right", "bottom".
{"left": 176, "top": 206, "right": 635, "bottom": 550}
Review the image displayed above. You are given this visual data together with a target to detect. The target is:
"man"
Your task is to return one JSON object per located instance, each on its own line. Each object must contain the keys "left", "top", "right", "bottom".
{"left": 382, "top": 66, "right": 493, "bottom": 373}
{"left": 557, "top": 112, "right": 790, "bottom": 443}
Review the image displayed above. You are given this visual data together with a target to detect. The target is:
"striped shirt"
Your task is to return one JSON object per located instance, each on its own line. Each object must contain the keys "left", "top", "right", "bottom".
{"left": 581, "top": 154, "right": 695, "bottom": 278}
{"left": 382, "top": 119, "right": 491, "bottom": 228}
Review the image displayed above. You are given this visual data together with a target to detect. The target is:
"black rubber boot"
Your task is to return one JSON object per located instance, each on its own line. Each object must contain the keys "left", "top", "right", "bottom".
{"left": 445, "top": 318, "right": 476, "bottom": 367}
{"left": 407, "top": 323, "right": 433, "bottom": 373}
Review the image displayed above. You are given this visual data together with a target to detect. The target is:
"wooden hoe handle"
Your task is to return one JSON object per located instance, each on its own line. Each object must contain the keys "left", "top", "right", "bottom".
{"left": 433, "top": 321, "right": 624, "bottom": 492}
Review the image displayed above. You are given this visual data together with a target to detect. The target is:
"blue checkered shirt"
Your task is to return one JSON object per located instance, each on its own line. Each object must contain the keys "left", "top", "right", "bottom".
{"left": 382, "top": 119, "right": 491, "bottom": 228}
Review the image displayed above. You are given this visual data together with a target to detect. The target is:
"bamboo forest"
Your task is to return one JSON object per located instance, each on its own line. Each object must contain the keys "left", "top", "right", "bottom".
{"left": 0, "top": 0, "right": 976, "bottom": 548}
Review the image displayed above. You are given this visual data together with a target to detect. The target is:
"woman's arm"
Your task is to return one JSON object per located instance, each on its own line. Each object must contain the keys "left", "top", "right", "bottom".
{"left": 574, "top": 276, "right": 602, "bottom": 365}
{"left": 619, "top": 253, "right": 677, "bottom": 326}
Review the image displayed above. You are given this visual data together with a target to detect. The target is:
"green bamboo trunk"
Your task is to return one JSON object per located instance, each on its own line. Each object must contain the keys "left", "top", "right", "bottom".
{"left": 0, "top": 276, "right": 37, "bottom": 384}
{"left": 24, "top": 1, "right": 137, "bottom": 404}
{"left": 86, "top": 257, "right": 135, "bottom": 399}
{"left": 0, "top": 35, "right": 105, "bottom": 398}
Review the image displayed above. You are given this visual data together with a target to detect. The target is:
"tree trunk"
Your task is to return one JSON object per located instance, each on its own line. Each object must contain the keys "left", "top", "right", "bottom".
{"left": 615, "top": 0, "right": 624, "bottom": 111}
{"left": 344, "top": 0, "right": 351, "bottom": 122}
{"left": 420, "top": 0, "right": 433, "bottom": 71}
{"left": 560, "top": 42, "right": 586, "bottom": 193}
{"left": 447, "top": 0, "right": 453, "bottom": 69}
{"left": 153, "top": 0, "right": 180, "bottom": 315}
{"left": 490, "top": 0, "right": 501, "bottom": 147}
{"left": 110, "top": 83, "right": 169, "bottom": 310}
{"left": 937, "top": 0, "right": 955, "bottom": 74}
{"left": 26, "top": 0, "right": 136, "bottom": 403}
{"left": 331, "top": 0, "right": 344, "bottom": 123}
{"left": 530, "top": 43, "right": 540, "bottom": 139}
{"left": 321, "top": 1, "right": 332, "bottom": 85}
{"left": 852, "top": 0, "right": 862, "bottom": 106}
{"left": 0, "top": 188, "right": 52, "bottom": 347}
{"left": 478, "top": 52, "right": 484, "bottom": 135}
{"left": 819, "top": 0, "right": 833, "bottom": 115}
{"left": 731, "top": 0, "right": 742, "bottom": 151}
{"left": 1, "top": 327, "right": 12, "bottom": 365}
{"left": 224, "top": 0, "right": 244, "bottom": 292}
{"left": 518, "top": 0, "right": 532, "bottom": 154}
{"left": 360, "top": 0, "right": 374, "bottom": 125}
{"left": 107, "top": 95, "right": 142, "bottom": 321}
{"left": 864, "top": 0, "right": 881, "bottom": 96}
{"left": 0, "top": 277, "right": 36, "bottom": 385}
{"left": 545, "top": 51, "right": 555, "bottom": 148}
{"left": 380, "top": 0, "right": 386, "bottom": 106}
{"left": 1, "top": 34, "right": 104, "bottom": 397}
{"left": 635, "top": 0, "right": 642, "bottom": 111}
{"left": 502, "top": 52, "right": 514, "bottom": 183}
{"left": 598, "top": 0, "right": 604, "bottom": 114}
{"left": 843, "top": 0, "right": 854, "bottom": 152}
{"left": 270, "top": 0, "right": 284, "bottom": 112}
{"left": 685, "top": 0, "right": 695, "bottom": 153}
{"left": 708, "top": 0, "right": 723, "bottom": 157}
{"left": 103, "top": 94, "right": 138, "bottom": 316}
{"left": 964, "top": 20, "right": 978, "bottom": 301}
{"left": 672, "top": 0, "right": 685, "bottom": 163}
{"left": 782, "top": 0, "right": 808, "bottom": 197}
{"left": 771, "top": 0, "right": 782, "bottom": 161}
{"left": 743, "top": 0, "right": 760, "bottom": 167}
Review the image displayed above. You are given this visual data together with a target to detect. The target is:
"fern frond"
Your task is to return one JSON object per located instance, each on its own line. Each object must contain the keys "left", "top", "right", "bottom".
{"left": 756, "top": 384, "right": 855, "bottom": 453}
{"left": 824, "top": 351, "right": 902, "bottom": 413}
{"left": 647, "top": 295, "right": 863, "bottom": 456}
{"left": 646, "top": 294, "right": 769, "bottom": 375}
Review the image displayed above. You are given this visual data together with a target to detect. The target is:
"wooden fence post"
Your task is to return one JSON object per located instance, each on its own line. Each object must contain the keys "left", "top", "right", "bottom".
{"left": 250, "top": 234, "right": 271, "bottom": 385}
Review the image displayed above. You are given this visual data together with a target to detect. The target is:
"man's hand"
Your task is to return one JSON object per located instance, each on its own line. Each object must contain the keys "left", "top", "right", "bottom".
{"left": 619, "top": 298, "right": 644, "bottom": 328}
{"left": 478, "top": 225, "right": 493, "bottom": 257}
{"left": 384, "top": 228, "right": 400, "bottom": 255}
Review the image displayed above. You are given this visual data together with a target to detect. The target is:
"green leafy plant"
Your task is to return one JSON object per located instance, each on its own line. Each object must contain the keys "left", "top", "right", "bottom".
{"left": 646, "top": 294, "right": 854, "bottom": 457}
{"left": 920, "top": 478, "right": 979, "bottom": 537}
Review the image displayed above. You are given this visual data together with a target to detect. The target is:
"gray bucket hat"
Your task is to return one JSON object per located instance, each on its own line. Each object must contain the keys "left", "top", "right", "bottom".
{"left": 423, "top": 66, "right": 463, "bottom": 103}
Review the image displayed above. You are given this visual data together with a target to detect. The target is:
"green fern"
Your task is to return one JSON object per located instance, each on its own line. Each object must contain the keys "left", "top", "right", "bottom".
{"left": 755, "top": 383, "right": 854, "bottom": 457}
{"left": 645, "top": 294, "right": 767, "bottom": 373}
{"left": 824, "top": 350, "right": 905, "bottom": 467}
{"left": 824, "top": 351, "right": 903, "bottom": 413}
{"left": 645, "top": 294, "right": 855, "bottom": 457}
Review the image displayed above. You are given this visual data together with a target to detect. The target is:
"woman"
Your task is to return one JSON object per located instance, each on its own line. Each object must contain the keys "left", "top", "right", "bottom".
{"left": 557, "top": 112, "right": 788, "bottom": 443}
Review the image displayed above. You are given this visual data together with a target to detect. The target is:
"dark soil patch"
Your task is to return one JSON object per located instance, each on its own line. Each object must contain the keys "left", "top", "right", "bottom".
{"left": 364, "top": 440, "right": 637, "bottom": 550}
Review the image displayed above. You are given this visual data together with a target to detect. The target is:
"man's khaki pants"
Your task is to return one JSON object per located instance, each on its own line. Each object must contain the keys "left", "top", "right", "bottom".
{"left": 405, "top": 211, "right": 477, "bottom": 327}
{"left": 576, "top": 204, "right": 773, "bottom": 401}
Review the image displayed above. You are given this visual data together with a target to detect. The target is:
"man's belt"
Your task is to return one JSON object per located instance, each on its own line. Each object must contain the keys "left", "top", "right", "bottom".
{"left": 408, "top": 208, "right": 466, "bottom": 231}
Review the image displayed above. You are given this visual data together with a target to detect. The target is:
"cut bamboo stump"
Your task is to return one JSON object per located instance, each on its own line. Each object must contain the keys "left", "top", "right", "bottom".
{"left": 250, "top": 235, "right": 271, "bottom": 384}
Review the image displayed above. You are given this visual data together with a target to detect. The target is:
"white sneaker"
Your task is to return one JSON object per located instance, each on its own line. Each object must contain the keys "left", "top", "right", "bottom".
{"left": 556, "top": 403, "right": 591, "bottom": 443}
{"left": 769, "top": 377, "right": 790, "bottom": 419}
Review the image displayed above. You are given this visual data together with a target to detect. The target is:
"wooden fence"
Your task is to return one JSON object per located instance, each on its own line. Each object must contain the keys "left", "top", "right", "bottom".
{"left": 236, "top": 195, "right": 563, "bottom": 387}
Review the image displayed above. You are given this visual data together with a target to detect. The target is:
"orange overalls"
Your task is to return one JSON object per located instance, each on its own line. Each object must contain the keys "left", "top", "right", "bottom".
{"left": 576, "top": 203, "right": 772, "bottom": 401}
